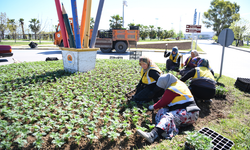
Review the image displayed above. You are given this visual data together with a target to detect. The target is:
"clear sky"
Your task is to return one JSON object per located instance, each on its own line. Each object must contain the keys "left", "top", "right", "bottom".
{"left": 1, "top": 0, "right": 250, "bottom": 34}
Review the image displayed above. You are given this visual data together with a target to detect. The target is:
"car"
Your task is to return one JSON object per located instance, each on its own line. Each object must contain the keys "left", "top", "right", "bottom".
{"left": 0, "top": 45, "right": 13, "bottom": 58}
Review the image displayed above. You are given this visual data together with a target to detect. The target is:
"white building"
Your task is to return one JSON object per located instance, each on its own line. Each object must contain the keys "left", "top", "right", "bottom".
{"left": 184, "top": 32, "right": 215, "bottom": 40}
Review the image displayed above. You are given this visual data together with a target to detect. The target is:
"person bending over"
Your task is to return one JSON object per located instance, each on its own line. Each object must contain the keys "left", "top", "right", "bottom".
{"left": 136, "top": 73, "right": 200, "bottom": 143}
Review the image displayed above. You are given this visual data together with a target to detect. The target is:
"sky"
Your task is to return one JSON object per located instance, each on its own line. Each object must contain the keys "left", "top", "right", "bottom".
{"left": 1, "top": 0, "right": 250, "bottom": 34}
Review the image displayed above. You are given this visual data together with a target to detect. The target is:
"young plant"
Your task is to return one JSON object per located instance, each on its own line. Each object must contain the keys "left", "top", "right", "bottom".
{"left": 147, "top": 124, "right": 155, "bottom": 130}
{"left": 87, "top": 133, "right": 98, "bottom": 144}
{"left": 136, "top": 125, "right": 148, "bottom": 132}
{"left": 185, "top": 131, "right": 213, "bottom": 150}
{"left": 52, "top": 137, "right": 65, "bottom": 148}
{"left": 108, "top": 131, "right": 120, "bottom": 141}
{"left": 124, "top": 130, "right": 133, "bottom": 139}
{"left": 99, "top": 127, "right": 109, "bottom": 138}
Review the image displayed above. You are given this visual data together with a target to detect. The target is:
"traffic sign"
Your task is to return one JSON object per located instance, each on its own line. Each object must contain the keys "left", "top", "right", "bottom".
{"left": 218, "top": 28, "right": 234, "bottom": 47}
{"left": 186, "top": 25, "right": 201, "bottom": 33}
{"left": 193, "top": 9, "right": 197, "bottom": 25}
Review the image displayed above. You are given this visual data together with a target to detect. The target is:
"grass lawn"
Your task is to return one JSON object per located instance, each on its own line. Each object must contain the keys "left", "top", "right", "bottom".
{"left": 0, "top": 59, "right": 249, "bottom": 149}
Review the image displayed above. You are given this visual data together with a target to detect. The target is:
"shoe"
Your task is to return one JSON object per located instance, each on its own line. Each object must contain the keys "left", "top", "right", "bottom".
{"left": 137, "top": 129, "right": 158, "bottom": 143}
{"left": 206, "top": 99, "right": 213, "bottom": 103}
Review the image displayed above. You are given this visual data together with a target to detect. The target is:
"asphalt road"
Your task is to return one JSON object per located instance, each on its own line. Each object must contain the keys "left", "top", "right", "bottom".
{"left": 1, "top": 40, "right": 249, "bottom": 79}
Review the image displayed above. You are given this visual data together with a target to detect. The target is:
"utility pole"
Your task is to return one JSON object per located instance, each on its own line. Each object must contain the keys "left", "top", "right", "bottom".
{"left": 122, "top": 0, "right": 127, "bottom": 28}
{"left": 195, "top": 12, "right": 200, "bottom": 50}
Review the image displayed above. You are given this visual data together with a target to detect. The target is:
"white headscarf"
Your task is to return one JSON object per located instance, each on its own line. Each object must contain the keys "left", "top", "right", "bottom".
{"left": 156, "top": 73, "right": 178, "bottom": 90}
{"left": 191, "top": 50, "right": 199, "bottom": 57}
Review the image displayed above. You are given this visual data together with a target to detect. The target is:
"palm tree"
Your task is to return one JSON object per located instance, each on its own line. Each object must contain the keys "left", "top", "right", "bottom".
{"left": 0, "top": 12, "right": 8, "bottom": 40}
{"left": 19, "top": 18, "right": 26, "bottom": 39}
{"left": 90, "top": 17, "right": 95, "bottom": 29}
{"left": 149, "top": 25, "right": 155, "bottom": 40}
{"left": 29, "top": 18, "right": 40, "bottom": 40}
{"left": 7, "top": 19, "right": 17, "bottom": 40}
{"left": 109, "top": 14, "right": 123, "bottom": 29}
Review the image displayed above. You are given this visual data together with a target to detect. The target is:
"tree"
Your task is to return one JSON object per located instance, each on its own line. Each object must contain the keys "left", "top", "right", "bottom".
{"left": 149, "top": 25, "right": 156, "bottom": 40}
{"left": 109, "top": 14, "right": 123, "bottom": 29}
{"left": 29, "top": 18, "right": 40, "bottom": 40}
{"left": 178, "top": 31, "right": 184, "bottom": 39}
{"left": 0, "top": 12, "right": 8, "bottom": 40}
{"left": 90, "top": 17, "right": 95, "bottom": 29}
{"left": 139, "top": 25, "right": 149, "bottom": 40}
{"left": 203, "top": 0, "right": 240, "bottom": 36}
{"left": 157, "top": 27, "right": 163, "bottom": 40}
{"left": 167, "top": 29, "right": 175, "bottom": 38}
{"left": 229, "top": 18, "right": 250, "bottom": 46}
{"left": 7, "top": 19, "right": 17, "bottom": 40}
{"left": 19, "top": 18, "right": 26, "bottom": 39}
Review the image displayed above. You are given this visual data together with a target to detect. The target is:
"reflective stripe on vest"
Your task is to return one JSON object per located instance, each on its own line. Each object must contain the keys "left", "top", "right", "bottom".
{"left": 167, "top": 80, "right": 194, "bottom": 107}
{"left": 185, "top": 56, "right": 192, "bottom": 67}
{"left": 169, "top": 53, "right": 180, "bottom": 63}
{"left": 193, "top": 67, "right": 215, "bottom": 80}
{"left": 141, "top": 65, "right": 162, "bottom": 84}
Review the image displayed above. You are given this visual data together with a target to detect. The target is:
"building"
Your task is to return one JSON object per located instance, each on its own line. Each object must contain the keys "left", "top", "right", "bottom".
{"left": 184, "top": 32, "right": 215, "bottom": 40}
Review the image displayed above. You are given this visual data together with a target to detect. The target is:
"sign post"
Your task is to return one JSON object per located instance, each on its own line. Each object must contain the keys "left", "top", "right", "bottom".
{"left": 186, "top": 25, "right": 201, "bottom": 50}
{"left": 218, "top": 28, "right": 234, "bottom": 78}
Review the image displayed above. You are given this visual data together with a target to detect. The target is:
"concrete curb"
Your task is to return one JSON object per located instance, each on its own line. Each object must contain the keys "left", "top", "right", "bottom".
{"left": 11, "top": 47, "right": 207, "bottom": 54}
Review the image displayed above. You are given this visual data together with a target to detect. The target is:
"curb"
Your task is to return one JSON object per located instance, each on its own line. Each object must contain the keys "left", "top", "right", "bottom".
{"left": 11, "top": 47, "right": 207, "bottom": 54}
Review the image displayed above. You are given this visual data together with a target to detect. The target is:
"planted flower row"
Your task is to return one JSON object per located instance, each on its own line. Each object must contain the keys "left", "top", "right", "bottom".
{"left": 0, "top": 59, "right": 166, "bottom": 149}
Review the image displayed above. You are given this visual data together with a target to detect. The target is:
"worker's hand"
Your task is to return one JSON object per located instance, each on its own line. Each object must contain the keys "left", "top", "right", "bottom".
{"left": 148, "top": 105, "right": 154, "bottom": 110}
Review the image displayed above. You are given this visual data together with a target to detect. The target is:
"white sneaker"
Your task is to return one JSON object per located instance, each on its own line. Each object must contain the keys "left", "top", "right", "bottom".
{"left": 137, "top": 129, "right": 158, "bottom": 143}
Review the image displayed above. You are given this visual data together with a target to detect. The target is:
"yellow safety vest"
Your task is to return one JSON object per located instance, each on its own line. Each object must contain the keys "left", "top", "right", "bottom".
{"left": 193, "top": 67, "right": 215, "bottom": 80}
{"left": 169, "top": 53, "right": 180, "bottom": 63}
{"left": 167, "top": 80, "right": 194, "bottom": 107}
{"left": 185, "top": 56, "right": 192, "bottom": 67}
{"left": 140, "top": 64, "right": 162, "bottom": 85}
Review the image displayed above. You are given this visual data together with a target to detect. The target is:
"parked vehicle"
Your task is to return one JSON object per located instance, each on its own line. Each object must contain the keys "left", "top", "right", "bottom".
{"left": 0, "top": 45, "right": 13, "bottom": 58}
{"left": 54, "top": 18, "right": 139, "bottom": 53}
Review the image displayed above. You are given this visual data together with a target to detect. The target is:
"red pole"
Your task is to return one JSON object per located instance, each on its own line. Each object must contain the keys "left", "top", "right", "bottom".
{"left": 55, "top": 0, "right": 69, "bottom": 48}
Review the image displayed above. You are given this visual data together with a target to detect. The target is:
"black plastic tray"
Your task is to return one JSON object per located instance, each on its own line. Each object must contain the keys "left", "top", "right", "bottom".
{"left": 234, "top": 77, "right": 250, "bottom": 92}
{"left": 199, "top": 127, "right": 234, "bottom": 150}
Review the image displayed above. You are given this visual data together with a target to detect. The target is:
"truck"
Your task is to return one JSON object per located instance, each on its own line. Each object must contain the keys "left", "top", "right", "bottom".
{"left": 54, "top": 18, "right": 139, "bottom": 53}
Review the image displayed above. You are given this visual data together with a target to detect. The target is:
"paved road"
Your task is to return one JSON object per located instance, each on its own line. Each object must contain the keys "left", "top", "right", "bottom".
{"left": 1, "top": 40, "right": 249, "bottom": 79}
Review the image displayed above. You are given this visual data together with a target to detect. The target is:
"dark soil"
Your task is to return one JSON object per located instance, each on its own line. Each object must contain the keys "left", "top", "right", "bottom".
{"left": 131, "top": 42, "right": 192, "bottom": 50}
{"left": 7, "top": 43, "right": 234, "bottom": 150}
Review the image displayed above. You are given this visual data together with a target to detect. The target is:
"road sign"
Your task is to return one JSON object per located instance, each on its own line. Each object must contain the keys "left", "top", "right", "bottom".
{"left": 193, "top": 9, "right": 197, "bottom": 25}
{"left": 218, "top": 28, "right": 234, "bottom": 79}
{"left": 218, "top": 28, "right": 234, "bottom": 47}
{"left": 186, "top": 25, "right": 201, "bottom": 33}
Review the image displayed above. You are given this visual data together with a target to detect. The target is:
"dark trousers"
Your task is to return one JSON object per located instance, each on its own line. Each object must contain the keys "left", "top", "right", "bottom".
{"left": 133, "top": 83, "right": 164, "bottom": 104}
{"left": 179, "top": 67, "right": 192, "bottom": 76}
{"left": 166, "top": 59, "right": 179, "bottom": 71}
{"left": 189, "top": 85, "right": 216, "bottom": 100}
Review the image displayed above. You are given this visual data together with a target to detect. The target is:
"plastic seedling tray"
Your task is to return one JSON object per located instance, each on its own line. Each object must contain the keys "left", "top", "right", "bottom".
{"left": 234, "top": 77, "right": 250, "bottom": 92}
{"left": 199, "top": 127, "right": 234, "bottom": 150}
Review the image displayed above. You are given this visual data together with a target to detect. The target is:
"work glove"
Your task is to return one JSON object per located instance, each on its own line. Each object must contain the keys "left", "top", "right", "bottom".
{"left": 148, "top": 105, "right": 154, "bottom": 110}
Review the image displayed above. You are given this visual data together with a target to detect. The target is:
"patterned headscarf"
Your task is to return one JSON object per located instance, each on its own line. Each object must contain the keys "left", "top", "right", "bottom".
{"left": 197, "top": 58, "right": 209, "bottom": 68}
{"left": 191, "top": 56, "right": 201, "bottom": 65}
{"left": 139, "top": 56, "right": 155, "bottom": 73}
{"left": 171, "top": 46, "right": 178, "bottom": 57}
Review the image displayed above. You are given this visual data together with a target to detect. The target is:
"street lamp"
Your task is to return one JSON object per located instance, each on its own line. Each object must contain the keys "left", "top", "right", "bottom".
{"left": 123, "top": 0, "right": 128, "bottom": 28}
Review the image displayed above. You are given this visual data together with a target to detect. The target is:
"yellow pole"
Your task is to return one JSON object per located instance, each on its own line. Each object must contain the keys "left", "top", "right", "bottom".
{"left": 83, "top": 0, "right": 92, "bottom": 48}
{"left": 80, "top": 0, "right": 87, "bottom": 48}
